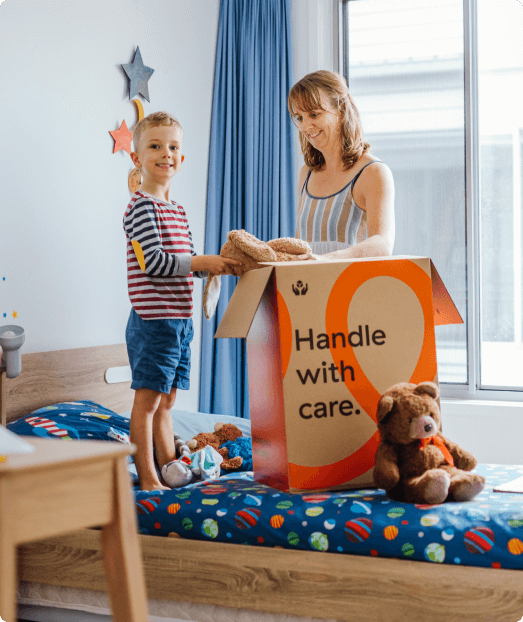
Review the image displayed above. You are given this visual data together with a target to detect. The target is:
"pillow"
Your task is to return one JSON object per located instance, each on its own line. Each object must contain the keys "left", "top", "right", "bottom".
{"left": 8, "top": 400, "right": 139, "bottom": 485}
{"left": 119, "top": 409, "right": 252, "bottom": 441}
{"left": 7, "top": 400, "right": 131, "bottom": 442}
{"left": 9, "top": 403, "right": 252, "bottom": 488}
{"left": 173, "top": 409, "right": 252, "bottom": 439}
{"left": 120, "top": 409, "right": 252, "bottom": 486}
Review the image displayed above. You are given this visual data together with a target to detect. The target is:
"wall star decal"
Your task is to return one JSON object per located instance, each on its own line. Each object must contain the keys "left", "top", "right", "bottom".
{"left": 122, "top": 47, "right": 154, "bottom": 102}
{"left": 109, "top": 120, "right": 133, "bottom": 154}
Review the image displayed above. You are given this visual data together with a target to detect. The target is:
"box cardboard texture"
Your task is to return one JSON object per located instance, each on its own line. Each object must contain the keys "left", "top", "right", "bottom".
{"left": 216, "top": 256, "right": 462, "bottom": 493}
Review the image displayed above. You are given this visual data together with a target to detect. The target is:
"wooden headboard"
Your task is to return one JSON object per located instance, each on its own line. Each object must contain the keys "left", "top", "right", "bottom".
{"left": 0, "top": 344, "right": 133, "bottom": 425}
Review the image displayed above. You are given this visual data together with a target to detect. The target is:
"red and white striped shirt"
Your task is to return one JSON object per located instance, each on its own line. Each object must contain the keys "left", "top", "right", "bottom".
{"left": 123, "top": 192, "right": 205, "bottom": 319}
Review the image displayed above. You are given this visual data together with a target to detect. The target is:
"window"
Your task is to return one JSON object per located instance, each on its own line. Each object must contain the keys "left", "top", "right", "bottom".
{"left": 340, "top": 0, "right": 523, "bottom": 398}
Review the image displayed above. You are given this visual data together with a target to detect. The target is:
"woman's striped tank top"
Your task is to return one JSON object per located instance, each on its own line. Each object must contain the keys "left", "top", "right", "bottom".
{"left": 296, "top": 160, "right": 382, "bottom": 255}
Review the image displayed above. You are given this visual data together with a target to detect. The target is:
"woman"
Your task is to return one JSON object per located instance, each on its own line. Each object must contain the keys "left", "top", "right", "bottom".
{"left": 288, "top": 70, "right": 395, "bottom": 259}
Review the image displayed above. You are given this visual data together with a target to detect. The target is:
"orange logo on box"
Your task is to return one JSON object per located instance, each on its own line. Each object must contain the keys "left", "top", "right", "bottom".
{"left": 326, "top": 260, "right": 436, "bottom": 421}
{"left": 287, "top": 260, "right": 437, "bottom": 491}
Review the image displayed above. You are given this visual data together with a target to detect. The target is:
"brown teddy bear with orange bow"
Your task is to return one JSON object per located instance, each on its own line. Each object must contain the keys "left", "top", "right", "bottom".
{"left": 373, "top": 381, "right": 485, "bottom": 504}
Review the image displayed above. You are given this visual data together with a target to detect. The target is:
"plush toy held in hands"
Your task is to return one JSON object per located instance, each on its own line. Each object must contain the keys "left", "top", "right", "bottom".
{"left": 203, "top": 229, "right": 314, "bottom": 319}
{"left": 373, "top": 381, "right": 485, "bottom": 504}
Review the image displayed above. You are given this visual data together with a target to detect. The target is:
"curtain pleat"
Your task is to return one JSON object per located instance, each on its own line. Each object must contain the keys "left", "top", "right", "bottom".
{"left": 199, "top": 0, "right": 296, "bottom": 418}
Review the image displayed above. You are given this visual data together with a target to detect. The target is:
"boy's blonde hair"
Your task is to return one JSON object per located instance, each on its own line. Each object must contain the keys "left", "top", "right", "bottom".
{"left": 288, "top": 70, "right": 371, "bottom": 172}
{"left": 133, "top": 111, "right": 183, "bottom": 152}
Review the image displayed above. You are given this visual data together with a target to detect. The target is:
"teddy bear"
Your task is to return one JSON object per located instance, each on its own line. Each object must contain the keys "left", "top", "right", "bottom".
{"left": 186, "top": 421, "right": 244, "bottom": 471}
{"left": 203, "top": 229, "right": 314, "bottom": 319}
{"left": 161, "top": 423, "right": 245, "bottom": 488}
{"left": 161, "top": 445, "right": 224, "bottom": 488}
{"left": 373, "top": 381, "right": 485, "bottom": 504}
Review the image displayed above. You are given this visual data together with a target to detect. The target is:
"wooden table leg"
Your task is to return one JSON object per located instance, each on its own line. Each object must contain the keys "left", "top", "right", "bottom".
{"left": 0, "top": 543, "right": 16, "bottom": 622}
{"left": 100, "top": 456, "right": 149, "bottom": 622}
{"left": 0, "top": 481, "right": 16, "bottom": 622}
{"left": 0, "top": 367, "right": 7, "bottom": 428}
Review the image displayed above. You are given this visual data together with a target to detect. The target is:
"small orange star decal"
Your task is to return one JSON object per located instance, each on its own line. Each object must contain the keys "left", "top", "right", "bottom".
{"left": 110, "top": 120, "right": 133, "bottom": 154}
{"left": 12, "top": 311, "right": 17, "bottom": 318}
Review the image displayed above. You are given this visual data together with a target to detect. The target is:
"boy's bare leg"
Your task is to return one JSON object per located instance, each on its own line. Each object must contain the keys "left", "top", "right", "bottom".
{"left": 130, "top": 387, "right": 170, "bottom": 491}
{"left": 153, "top": 388, "right": 178, "bottom": 482}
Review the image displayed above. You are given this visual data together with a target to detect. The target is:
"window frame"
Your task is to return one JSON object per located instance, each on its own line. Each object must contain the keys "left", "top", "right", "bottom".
{"left": 337, "top": 0, "right": 523, "bottom": 402}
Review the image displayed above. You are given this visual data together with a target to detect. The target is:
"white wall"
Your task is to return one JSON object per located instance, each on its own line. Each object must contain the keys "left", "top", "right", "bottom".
{"left": 291, "top": 0, "right": 337, "bottom": 81}
{"left": 0, "top": 0, "right": 220, "bottom": 411}
{"left": 290, "top": 0, "right": 338, "bottom": 186}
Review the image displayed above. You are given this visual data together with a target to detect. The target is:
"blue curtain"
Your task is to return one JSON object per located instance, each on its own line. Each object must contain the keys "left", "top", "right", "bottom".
{"left": 199, "top": 0, "right": 296, "bottom": 418}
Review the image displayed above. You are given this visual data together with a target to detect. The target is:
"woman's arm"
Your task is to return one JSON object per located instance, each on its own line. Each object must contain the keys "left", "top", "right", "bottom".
{"left": 322, "top": 162, "right": 395, "bottom": 259}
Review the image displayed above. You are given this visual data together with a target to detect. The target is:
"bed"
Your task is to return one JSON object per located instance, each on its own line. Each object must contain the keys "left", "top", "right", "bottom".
{"left": 3, "top": 344, "right": 523, "bottom": 622}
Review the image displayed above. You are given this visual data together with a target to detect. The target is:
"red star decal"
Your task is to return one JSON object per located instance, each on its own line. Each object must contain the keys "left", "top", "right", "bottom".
{"left": 109, "top": 120, "right": 133, "bottom": 154}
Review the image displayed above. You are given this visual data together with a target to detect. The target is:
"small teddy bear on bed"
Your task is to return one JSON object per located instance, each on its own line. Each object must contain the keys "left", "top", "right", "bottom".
{"left": 203, "top": 229, "right": 314, "bottom": 319}
{"left": 187, "top": 421, "right": 244, "bottom": 471}
{"left": 373, "top": 381, "right": 485, "bottom": 504}
{"left": 161, "top": 422, "right": 247, "bottom": 488}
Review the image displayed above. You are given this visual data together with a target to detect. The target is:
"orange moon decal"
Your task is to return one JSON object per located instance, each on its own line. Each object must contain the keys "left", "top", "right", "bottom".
{"left": 132, "top": 98, "right": 145, "bottom": 126}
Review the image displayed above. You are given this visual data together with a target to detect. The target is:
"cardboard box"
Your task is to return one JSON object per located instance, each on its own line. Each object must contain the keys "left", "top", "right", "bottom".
{"left": 216, "top": 256, "right": 462, "bottom": 493}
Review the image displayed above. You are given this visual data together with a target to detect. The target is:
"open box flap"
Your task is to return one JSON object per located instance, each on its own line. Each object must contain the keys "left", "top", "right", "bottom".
{"left": 430, "top": 260, "right": 463, "bottom": 326}
{"left": 215, "top": 258, "right": 462, "bottom": 336}
{"left": 215, "top": 267, "right": 274, "bottom": 338}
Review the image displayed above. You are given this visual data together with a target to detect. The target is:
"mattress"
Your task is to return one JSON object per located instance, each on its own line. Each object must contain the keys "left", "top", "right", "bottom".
{"left": 10, "top": 404, "right": 523, "bottom": 570}
{"left": 135, "top": 463, "right": 523, "bottom": 570}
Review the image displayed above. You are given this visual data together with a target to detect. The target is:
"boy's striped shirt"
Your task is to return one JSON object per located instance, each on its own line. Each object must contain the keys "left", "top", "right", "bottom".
{"left": 123, "top": 191, "right": 205, "bottom": 320}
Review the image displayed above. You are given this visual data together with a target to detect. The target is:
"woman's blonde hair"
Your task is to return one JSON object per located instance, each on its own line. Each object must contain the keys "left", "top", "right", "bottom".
{"left": 132, "top": 111, "right": 182, "bottom": 152}
{"left": 288, "top": 70, "right": 371, "bottom": 171}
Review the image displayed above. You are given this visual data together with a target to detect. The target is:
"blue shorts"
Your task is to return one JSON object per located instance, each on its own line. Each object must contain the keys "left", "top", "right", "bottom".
{"left": 125, "top": 309, "right": 194, "bottom": 394}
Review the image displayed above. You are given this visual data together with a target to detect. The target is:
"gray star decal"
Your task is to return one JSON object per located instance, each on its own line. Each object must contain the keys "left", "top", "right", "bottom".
{"left": 122, "top": 47, "right": 154, "bottom": 101}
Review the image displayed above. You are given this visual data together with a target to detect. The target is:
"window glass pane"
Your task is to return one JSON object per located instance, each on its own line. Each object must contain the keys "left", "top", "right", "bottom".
{"left": 478, "top": 0, "right": 523, "bottom": 389}
{"left": 346, "top": 0, "right": 467, "bottom": 384}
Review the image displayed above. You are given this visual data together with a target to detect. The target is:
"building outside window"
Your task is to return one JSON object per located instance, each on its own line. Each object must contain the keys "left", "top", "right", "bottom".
{"left": 341, "top": 0, "right": 523, "bottom": 396}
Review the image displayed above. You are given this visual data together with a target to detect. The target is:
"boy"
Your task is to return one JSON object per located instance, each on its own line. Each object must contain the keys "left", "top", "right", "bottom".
{"left": 124, "top": 111, "right": 240, "bottom": 491}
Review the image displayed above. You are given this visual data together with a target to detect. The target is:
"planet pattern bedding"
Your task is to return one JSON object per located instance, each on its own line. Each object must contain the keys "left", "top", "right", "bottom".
{"left": 8, "top": 400, "right": 523, "bottom": 572}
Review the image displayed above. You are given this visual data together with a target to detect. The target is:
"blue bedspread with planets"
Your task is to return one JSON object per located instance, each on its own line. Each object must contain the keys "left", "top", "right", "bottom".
{"left": 135, "top": 465, "right": 523, "bottom": 570}
{"left": 8, "top": 401, "right": 523, "bottom": 570}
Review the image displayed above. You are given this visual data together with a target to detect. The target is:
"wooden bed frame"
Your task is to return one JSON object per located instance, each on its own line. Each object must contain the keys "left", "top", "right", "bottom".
{"left": 3, "top": 344, "right": 523, "bottom": 622}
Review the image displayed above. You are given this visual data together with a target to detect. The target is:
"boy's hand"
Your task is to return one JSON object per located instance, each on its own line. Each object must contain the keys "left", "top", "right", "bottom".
{"left": 191, "top": 255, "right": 242, "bottom": 275}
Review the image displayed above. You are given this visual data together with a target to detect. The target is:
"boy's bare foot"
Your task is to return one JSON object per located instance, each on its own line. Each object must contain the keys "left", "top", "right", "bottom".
{"left": 139, "top": 480, "right": 171, "bottom": 492}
